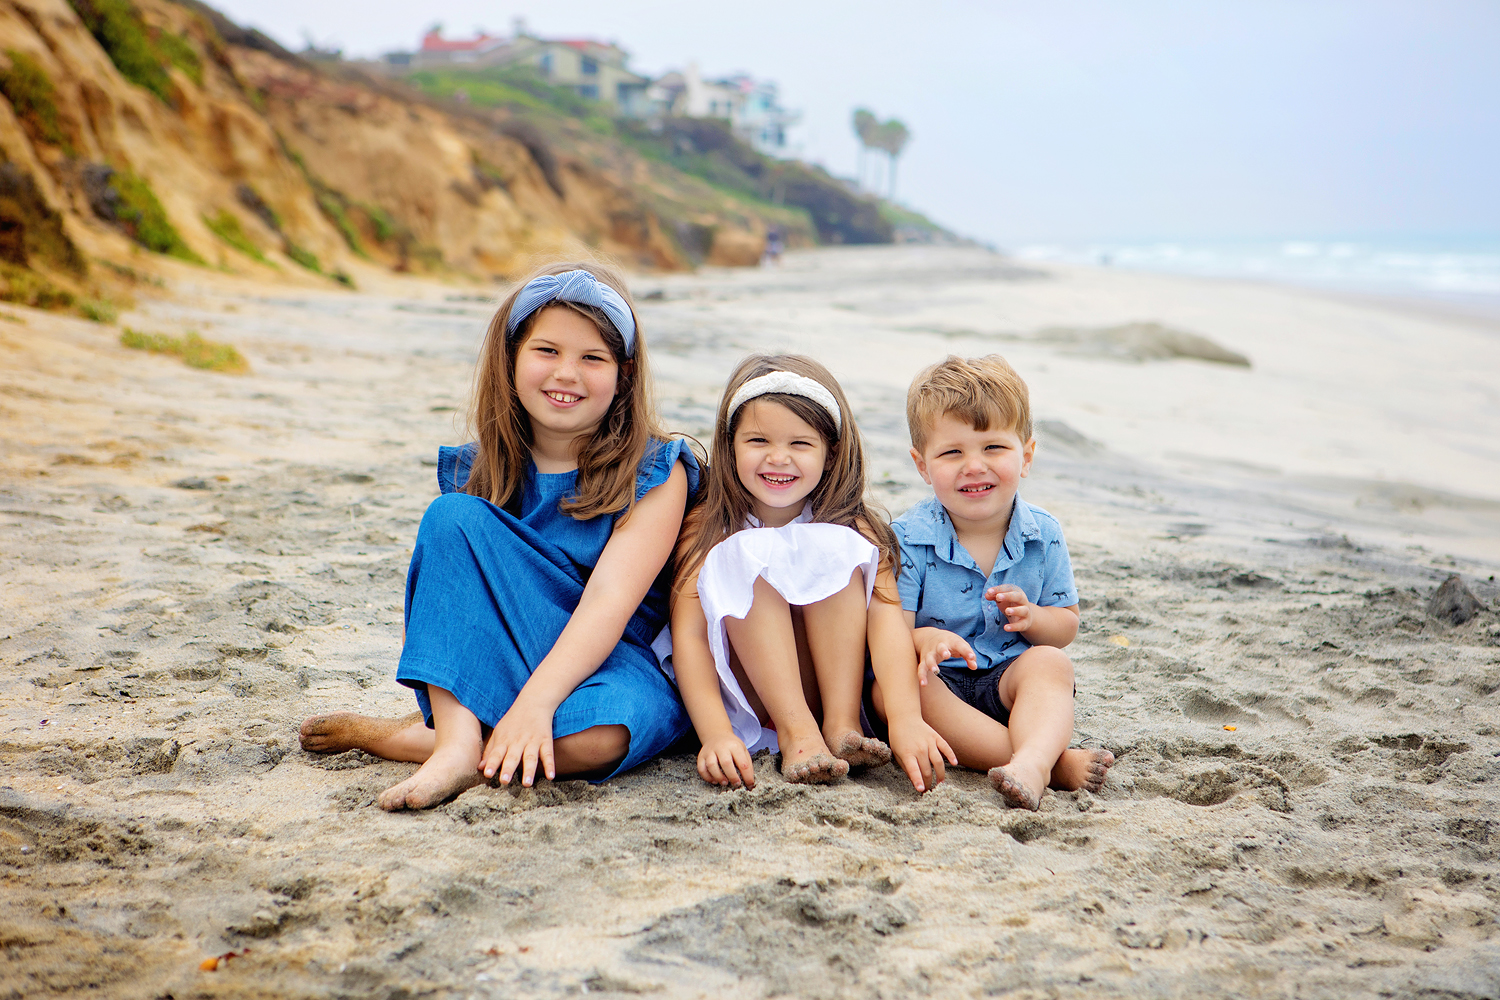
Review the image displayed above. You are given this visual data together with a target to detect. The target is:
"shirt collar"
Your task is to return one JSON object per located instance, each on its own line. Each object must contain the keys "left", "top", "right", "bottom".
{"left": 902, "top": 494, "right": 1040, "bottom": 574}
{"left": 746, "top": 504, "right": 815, "bottom": 529}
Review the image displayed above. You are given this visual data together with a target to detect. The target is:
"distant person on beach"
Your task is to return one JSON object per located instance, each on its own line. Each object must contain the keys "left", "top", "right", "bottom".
{"left": 762, "top": 227, "right": 784, "bottom": 267}
{"left": 663, "top": 355, "right": 955, "bottom": 791}
{"left": 300, "top": 263, "right": 699, "bottom": 810}
{"left": 885, "top": 356, "right": 1113, "bottom": 810}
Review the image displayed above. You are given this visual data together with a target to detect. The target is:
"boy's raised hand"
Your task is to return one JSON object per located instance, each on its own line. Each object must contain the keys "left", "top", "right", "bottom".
{"left": 913, "top": 626, "right": 978, "bottom": 683}
{"left": 987, "top": 584, "right": 1035, "bottom": 633}
{"left": 698, "top": 732, "right": 756, "bottom": 789}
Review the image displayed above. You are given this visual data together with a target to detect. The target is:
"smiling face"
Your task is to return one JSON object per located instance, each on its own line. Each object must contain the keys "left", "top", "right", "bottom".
{"left": 733, "top": 399, "right": 829, "bottom": 527}
{"left": 511, "top": 305, "right": 620, "bottom": 461}
{"left": 911, "top": 411, "right": 1035, "bottom": 530}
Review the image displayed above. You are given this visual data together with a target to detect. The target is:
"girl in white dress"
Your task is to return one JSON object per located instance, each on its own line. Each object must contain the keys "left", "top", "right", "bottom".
{"left": 665, "top": 355, "right": 956, "bottom": 790}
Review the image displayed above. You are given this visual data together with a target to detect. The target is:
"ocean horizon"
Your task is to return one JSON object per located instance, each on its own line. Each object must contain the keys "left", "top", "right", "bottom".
{"left": 1012, "top": 236, "right": 1500, "bottom": 314}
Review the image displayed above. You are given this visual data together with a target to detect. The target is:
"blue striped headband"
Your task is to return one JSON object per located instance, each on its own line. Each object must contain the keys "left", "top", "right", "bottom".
{"left": 505, "top": 269, "right": 637, "bottom": 357}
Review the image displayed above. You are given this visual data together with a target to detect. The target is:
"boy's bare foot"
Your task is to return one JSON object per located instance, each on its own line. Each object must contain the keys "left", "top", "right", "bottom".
{"left": 779, "top": 733, "right": 849, "bottom": 784}
{"left": 300, "top": 710, "right": 428, "bottom": 759}
{"left": 828, "top": 730, "right": 892, "bottom": 769}
{"left": 1050, "top": 748, "right": 1114, "bottom": 793}
{"left": 377, "top": 741, "right": 483, "bottom": 811}
{"left": 988, "top": 765, "right": 1044, "bottom": 811}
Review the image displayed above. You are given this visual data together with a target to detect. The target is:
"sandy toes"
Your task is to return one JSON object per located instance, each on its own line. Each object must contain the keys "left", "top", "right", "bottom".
{"left": 1051, "top": 748, "right": 1115, "bottom": 793}
{"left": 828, "top": 730, "right": 893, "bottom": 769}
{"left": 377, "top": 742, "right": 484, "bottom": 811}
{"left": 782, "top": 753, "right": 849, "bottom": 784}
{"left": 779, "top": 734, "right": 850, "bottom": 784}
{"left": 300, "top": 710, "right": 426, "bottom": 756}
{"left": 988, "top": 765, "right": 1043, "bottom": 811}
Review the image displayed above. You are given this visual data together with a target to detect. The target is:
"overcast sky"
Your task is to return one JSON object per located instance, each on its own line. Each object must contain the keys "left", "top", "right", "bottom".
{"left": 210, "top": 0, "right": 1500, "bottom": 247}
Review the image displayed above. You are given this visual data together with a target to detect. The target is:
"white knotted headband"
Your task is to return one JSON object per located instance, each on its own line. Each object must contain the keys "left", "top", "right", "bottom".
{"left": 726, "top": 371, "right": 842, "bottom": 433}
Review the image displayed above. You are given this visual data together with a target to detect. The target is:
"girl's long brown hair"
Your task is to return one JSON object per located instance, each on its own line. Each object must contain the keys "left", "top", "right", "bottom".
{"left": 675, "top": 354, "right": 897, "bottom": 600}
{"left": 463, "top": 260, "right": 666, "bottom": 521}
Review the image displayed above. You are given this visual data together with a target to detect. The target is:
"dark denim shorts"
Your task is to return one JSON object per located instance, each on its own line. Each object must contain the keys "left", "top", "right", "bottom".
{"left": 938, "top": 662, "right": 1016, "bottom": 726}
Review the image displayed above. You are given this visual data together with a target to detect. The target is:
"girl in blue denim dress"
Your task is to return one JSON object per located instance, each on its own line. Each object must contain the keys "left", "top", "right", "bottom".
{"left": 300, "top": 262, "right": 698, "bottom": 810}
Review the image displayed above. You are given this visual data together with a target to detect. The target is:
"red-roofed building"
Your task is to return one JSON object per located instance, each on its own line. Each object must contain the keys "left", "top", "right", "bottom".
{"left": 414, "top": 28, "right": 508, "bottom": 64}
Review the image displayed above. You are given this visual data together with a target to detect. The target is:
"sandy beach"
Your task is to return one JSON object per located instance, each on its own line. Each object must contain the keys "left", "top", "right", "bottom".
{"left": 3, "top": 245, "right": 1498, "bottom": 998}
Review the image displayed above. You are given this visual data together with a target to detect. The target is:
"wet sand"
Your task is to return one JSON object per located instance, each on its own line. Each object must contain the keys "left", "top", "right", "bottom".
{"left": 2, "top": 247, "right": 1498, "bottom": 998}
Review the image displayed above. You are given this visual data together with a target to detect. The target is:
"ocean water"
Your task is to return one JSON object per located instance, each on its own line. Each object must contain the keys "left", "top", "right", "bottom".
{"left": 1013, "top": 237, "right": 1500, "bottom": 308}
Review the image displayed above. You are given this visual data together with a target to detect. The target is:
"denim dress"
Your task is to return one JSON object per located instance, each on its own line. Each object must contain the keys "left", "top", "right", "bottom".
{"left": 395, "top": 438, "right": 699, "bottom": 778}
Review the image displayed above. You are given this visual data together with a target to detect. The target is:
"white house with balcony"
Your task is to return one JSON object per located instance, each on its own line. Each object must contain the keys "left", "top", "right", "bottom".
{"left": 650, "top": 64, "right": 800, "bottom": 155}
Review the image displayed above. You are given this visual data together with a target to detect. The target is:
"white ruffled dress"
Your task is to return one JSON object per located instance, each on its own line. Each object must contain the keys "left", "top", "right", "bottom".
{"left": 653, "top": 507, "right": 880, "bottom": 754}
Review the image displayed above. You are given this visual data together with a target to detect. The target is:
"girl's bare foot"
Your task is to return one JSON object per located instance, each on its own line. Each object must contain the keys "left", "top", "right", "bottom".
{"left": 1050, "top": 748, "right": 1114, "bottom": 793}
{"left": 779, "top": 733, "right": 849, "bottom": 784}
{"left": 988, "top": 763, "right": 1046, "bottom": 811}
{"left": 299, "top": 710, "right": 430, "bottom": 760}
{"left": 827, "top": 730, "right": 892, "bottom": 769}
{"left": 377, "top": 740, "right": 483, "bottom": 811}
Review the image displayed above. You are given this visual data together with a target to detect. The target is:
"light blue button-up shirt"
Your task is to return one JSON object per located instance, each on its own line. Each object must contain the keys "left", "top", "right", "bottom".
{"left": 893, "top": 494, "right": 1078, "bottom": 671}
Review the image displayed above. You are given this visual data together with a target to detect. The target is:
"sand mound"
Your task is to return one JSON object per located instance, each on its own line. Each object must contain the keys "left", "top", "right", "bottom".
{"left": 1037, "top": 321, "right": 1253, "bottom": 366}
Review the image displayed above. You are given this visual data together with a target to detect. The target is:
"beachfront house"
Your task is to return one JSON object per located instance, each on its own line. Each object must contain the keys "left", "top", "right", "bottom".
{"left": 650, "top": 65, "right": 800, "bottom": 155}
{"left": 407, "top": 23, "right": 650, "bottom": 116}
{"left": 735, "top": 76, "right": 800, "bottom": 155}
{"left": 397, "top": 26, "right": 796, "bottom": 144}
{"left": 509, "top": 35, "right": 651, "bottom": 116}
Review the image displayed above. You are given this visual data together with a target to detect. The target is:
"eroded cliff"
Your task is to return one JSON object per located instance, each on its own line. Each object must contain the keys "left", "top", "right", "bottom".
{"left": 0, "top": 0, "right": 811, "bottom": 311}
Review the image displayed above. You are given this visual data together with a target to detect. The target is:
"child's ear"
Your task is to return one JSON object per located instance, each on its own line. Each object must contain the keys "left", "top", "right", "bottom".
{"left": 909, "top": 447, "right": 932, "bottom": 485}
{"left": 1020, "top": 437, "right": 1036, "bottom": 477}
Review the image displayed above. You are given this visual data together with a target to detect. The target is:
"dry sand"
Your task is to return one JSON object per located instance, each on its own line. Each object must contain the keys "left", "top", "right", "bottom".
{"left": 2, "top": 246, "right": 1498, "bottom": 999}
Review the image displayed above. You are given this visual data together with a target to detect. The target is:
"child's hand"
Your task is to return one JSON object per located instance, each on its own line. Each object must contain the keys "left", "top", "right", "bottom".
{"left": 987, "top": 584, "right": 1035, "bottom": 633}
{"left": 913, "top": 627, "right": 977, "bottom": 684}
{"left": 481, "top": 697, "right": 556, "bottom": 787}
{"left": 697, "top": 732, "right": 755, "bottom": 789}
{"left": 887, "top": 716, "right": 957, "bottom": 794}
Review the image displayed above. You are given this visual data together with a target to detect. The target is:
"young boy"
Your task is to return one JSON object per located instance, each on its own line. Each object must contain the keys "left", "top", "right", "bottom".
{"left": 884, "top": 355, "right": 1112, "bottom": 810}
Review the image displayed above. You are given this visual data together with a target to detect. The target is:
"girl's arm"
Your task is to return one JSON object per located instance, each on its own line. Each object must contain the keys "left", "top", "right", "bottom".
{"left": 671, "top": 586, "right": 756, "bottom": 788}
{"left": 481, "top": 463, "right": 688, "bottom": 786}
{"left": 868, "top": 568, "right": 957, "bottom": 793}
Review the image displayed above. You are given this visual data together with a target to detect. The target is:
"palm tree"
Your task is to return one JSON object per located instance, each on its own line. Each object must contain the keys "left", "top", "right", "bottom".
{"left": 875, "top": 119, "right": 910, "bottom": 200}
{"left": 852, "top": 108, "right": 878, "bottom": 190}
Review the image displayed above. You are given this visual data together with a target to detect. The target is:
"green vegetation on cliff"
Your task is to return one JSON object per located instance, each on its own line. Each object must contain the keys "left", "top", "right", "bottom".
{"left": 0, "top": 163, "right": 87, "bottom": 276}
{"left": 285, "top": 243, "right": 320, "bottom": 273}
{"left": 409, "top": 65, "right": 609, "bottom": 131}
{"left": 70, "top": 0, "right": 202, "bottom": 103}
{"left": 0, "top": 50, "right": 72, "bottom": 152}
{"left": 99, "top": 168, "right": 203, "bottom": 262}
{"left": 203, "top": 209, "right": 267, "bottom": 262}
{"left": 0, "top": 261, "right": 73, "bottom": 309}
{"left": 0, "top": 163, "right": 90, "bottom": 311}
{"left": 403, "top": 65, "right": 895, "bottom": 247}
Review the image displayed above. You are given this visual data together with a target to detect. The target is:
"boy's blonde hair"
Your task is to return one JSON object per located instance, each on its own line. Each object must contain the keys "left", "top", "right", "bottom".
{"left": 906, "top": 354, "right": 1033, "bottom": 453}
